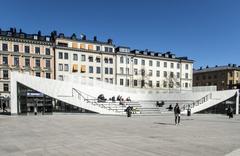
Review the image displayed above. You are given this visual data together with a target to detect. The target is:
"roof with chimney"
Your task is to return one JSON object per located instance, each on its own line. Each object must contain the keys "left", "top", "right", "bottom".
{"left": 194, "top": 64, "right": 240, "bottom": 74}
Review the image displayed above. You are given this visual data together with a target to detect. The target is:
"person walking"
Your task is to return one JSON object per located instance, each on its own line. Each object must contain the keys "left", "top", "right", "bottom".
{"left": 174, "top": 103, "right": 181, "bottom": 125}
{"left": 227, "top": 105, "right": 233, "bottom": 119}
{"left": 125, "top": 106, "right": 132, "bottom": 117}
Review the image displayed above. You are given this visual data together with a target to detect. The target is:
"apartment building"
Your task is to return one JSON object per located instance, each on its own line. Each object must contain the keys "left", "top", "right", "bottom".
{"left": 115, "top": 47, "right": 193, "bottom": 89}
{"left": 55, "top": 33, "right": 116, "bottom": 83}
{"left": 193, "top": 64, "right": 240, "bottom": 90}
{"left": 0, "top": 28, "right": 54, "bottom": 105}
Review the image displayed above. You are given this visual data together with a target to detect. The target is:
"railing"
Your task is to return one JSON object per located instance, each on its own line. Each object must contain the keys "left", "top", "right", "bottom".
{"left": 72, "top": 88, "right": 127, "bottom": 113}
{"left": 181, "top": 93, "right": 212, "bottom": 111}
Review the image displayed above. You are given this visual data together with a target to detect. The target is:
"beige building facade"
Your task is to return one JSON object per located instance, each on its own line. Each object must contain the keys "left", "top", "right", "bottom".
{"left": 193, "top": 64, "right": 240, "bottom": 90}
{"left": 0, "top": 28, "right": 54, "bottom": 101}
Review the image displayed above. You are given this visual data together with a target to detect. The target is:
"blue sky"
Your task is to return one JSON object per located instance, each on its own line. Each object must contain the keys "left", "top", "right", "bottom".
{"left": 1, "top": 0, "right": 240, "bottom": 68}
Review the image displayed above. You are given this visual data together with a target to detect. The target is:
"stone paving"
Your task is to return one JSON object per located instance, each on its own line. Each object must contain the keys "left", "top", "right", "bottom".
{"left": 0, "top": 114, "right": 240, "bottom": 156}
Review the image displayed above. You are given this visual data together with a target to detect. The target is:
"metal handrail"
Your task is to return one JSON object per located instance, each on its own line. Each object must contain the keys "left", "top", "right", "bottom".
{"left": 72, "top": 88, "right": 120, "bottom": 112}
{"left": 181, "top": 93, "right": 212, "bottom": 111}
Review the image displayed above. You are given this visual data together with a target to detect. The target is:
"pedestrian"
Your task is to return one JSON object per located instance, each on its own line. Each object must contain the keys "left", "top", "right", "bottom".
{"left": 174, "top": 103, "right": 181, "bottom": 125}
{"left": 2, "top": 102, "right": 7, "bottom": 112}
{"left": 34, "top": 104, "right": 37, "bottom": 116}
{"left": 227, "top": 105, "right": 233, "bottom": 119}
{"left": 125, "top": 106, "right": 132, "bottom": 117}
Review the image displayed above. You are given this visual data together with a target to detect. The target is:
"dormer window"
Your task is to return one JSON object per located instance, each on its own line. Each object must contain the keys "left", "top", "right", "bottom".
{"left": 34, "top": 35, "right": 38, "bottom": 40}
{"left": 46, "top": 37, "right": 50, "bottom": 41}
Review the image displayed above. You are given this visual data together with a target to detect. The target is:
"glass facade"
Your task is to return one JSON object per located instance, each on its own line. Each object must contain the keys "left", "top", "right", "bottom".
{"left": 17, "top": 83, "right": 94, "bottom": 115}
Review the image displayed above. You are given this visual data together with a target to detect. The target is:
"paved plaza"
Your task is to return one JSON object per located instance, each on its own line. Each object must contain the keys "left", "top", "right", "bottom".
{"left": 0, "top": 114, "right": 240, "bottom": 156}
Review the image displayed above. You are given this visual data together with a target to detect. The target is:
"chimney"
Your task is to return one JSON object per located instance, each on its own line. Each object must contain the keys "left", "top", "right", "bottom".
{"left": 200, "top": 67, "right": 202, "bottom": 70}
{"left": 38, "top": 31, "right": 41, "bottom": 36}
{"left": 71, "top": 33, "right": 77, "bottom": 40}
{"left": 81, "top": 34, "right": 86, "bottom": 40}
{"left": 215, "top": 65, "right": 218, "bottom": 67}
{"left": 107, "top": 39, "right": 113, "bottom": 44}
{"left": 93, "top": 36, "right": 97, "bottom": 42}
{"left": 206, "top": 65, "right": 209, "bottom": 68}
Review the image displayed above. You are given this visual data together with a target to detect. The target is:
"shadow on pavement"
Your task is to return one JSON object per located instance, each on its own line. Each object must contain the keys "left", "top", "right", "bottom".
{"left": 154, "top": 122, "right": 175, "bottom": 125}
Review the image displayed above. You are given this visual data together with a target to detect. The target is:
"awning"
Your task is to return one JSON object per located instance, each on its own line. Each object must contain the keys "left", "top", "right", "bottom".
{"left": 81, "top": 65, "right": 86, "bottom": 72}
{"left": 72, "top": 64, "right": 78, "bottom": 72}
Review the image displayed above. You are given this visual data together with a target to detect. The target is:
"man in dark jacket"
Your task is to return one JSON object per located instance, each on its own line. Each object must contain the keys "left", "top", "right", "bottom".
{"left": 174, "top": 103, "right": 181, "bottom": 125}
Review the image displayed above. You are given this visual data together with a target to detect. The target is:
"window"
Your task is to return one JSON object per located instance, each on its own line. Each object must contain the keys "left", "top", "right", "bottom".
{"left": 156, "top": 71, "right": 160, "bottom": 77}
{"left": 164, "top": 71, "right": 167, "bottom": 77}
{"left": 64, "top": 53, "right": 68, "bottom": 60}
{"left": 14, "top": 57, "right": 19, "bottom": 66}
{"left": 59, "top": 52, "right": 63, "bottom": 59}
{"left": 149, "top": 70, "right": 152, "bottom": 76}
{"left": 14, "top": 45, "right": 19, "bottom": 52}
{"left": 109, "top": 68, "right": 113, "bottom": 74}
{"left": 73, "top": 54, "right": 78, "bottom": 61}
{"left": 170, "top": 72, "right": 174, "bottom": 78}
{"left": 185, "top": 73, "right": 189, "bottom": 79}
{"left": 58, "top": 75, "right": 64, "bottom": 81}
{"left": 149, "top": 81, "right": 152, "bottom": 87}
{"left": 25, "top": 46, "right": 30, "bottom": 53}
{"left": 134, "top": 80, "right": 138, "bottom": 86}
{"left": 64, "top": 64, "right": 69, "bottom": 71}
{"left": 46, "top": 73, "right": 51, "bottom": 79}
{"left": 23, "top": 58, "right": 29, "bottom": 67}
{"left": 125, "top": 79, "right": 130, "bottom": 86}
{"left": 89, "top": 66, "right": 94, "bottom": 73}
{"left": 164, "top": 62, "right": 167, "bottom": 68}
{"left": 109, "top": 78, "right": 113, "bottom": 84}
{"left": 89, "top": 56, "right": 93, "bottom": 62}
{"left": 120, "top": 56, "right": 124, "bottom": 63}
{"left": 3, "top": 84, "right": 9, "bottom": 92}
{"left": 126, "top": 58, "right": 129, "bottom": 64}
{"left": 109, "top": 58, "right": 113, "bottom": 64}
{"left": 105, "top": 68, "right": 108, "bottom": 74}
{"left": 2, "top": 43, "right": 8, "bottom": 51}
{"left": 141, "top": 60, "right": 145, "bottom": 65}
{"left": 96, "top": 67, "right": 101, "bottom": 74}
{"left": 104, "top": 47, "right": 109, "bottom": 52}
{"left": 104, "top": 58, "right": 108, "bottom": 63}
{"left": 149, "top": 60, "right": 153, "bottom": 66}
{"left": 156, "top": 61, "right": 160, "bottom": 67}
{"left": 96, "top": 57, "right": 101, "bottom": 63}
{"left": 163, "top": 81, "right": 167, "bottom": 88}
{"left": 81, "top": 55, "right": 86, "bottom": 61}
{"left": 120, "top": 79, "right": 124, "bottom": 86}
{"left": 185, "top": 83, "right": 188, "bottom": 88}
{"left": 177, "top": 72, "right": 180, "bottom": 78}
{"left": 134, "top": 69, "right": 138, "bottom": 75}
{"left": 171, "top": 63, "right": 174, "bottom": 68}
{"left": 3, "top": 70, "right": 8, "bottom": 79}
{"left": 35, "top": 47, "right": 40, "bottom": 54}
{"left": 156, "top": 81, "right": 160, "bottom": 87}
{"left": 185, "top": 64, "right": 189, "bottom": 70}
{"left": 45, "top": 48, "right": 50, "bottom": 55}
{"left": 229, "top": 72, "right": 233, "bottom": 77}
{"left": 46, "top": 59, "right": 50, "bottom": 68}
{"left": 126, "top": 68, "right": 129, "bottom": 75}
{"left": 105, "top": 78, "right": 109, "bottom": 83}
{"left": 35, "top": 72, "right": 41, "bottom": 77}
{"left": 96, "top": 46, "right": 100, "bottom": 51}
{"left": 2, "top": 56, "right": 8, "bottom": 65}
{"left": 134, "top": 59, "right": 138, "bottom": 65}
{"left": 58, "top": 64, "right": 63, "bottom": 71}
{"left": 177, "top": 63, "right": 180, "bottom": 69}
{"left": 120, "top": 67, "right": 124, "bottom": 74}
{"left": 35, "top": 59, "right": 40, "bottom": 67}
{"left": 109, "top": 48, "right": 113, "bottom": 52}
